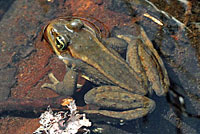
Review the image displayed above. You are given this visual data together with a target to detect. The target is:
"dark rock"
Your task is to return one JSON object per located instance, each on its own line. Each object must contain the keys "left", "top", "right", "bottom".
{"left": 0, "top": 67, "right": 16, "bottom": 101}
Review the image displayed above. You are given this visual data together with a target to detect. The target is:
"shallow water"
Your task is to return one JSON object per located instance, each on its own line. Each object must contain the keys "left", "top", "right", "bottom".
{"left": 0, "top": 0, "right": 199, "bottom": 134}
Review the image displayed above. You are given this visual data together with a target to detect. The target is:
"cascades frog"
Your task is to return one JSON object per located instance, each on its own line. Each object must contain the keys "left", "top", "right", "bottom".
{"left": 42, "top": 17, "right": 170, "bottom": 120}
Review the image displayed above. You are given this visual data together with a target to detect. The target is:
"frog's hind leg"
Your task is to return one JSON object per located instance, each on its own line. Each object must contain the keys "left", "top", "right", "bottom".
{"left": 118, "top": 28, "right": 170, "bottom": 96}
{"left": 84, "top": 86, "right": 156, "bottom": 120}
{"left": 42, "top": 67, "right": 79, "bottom": 96}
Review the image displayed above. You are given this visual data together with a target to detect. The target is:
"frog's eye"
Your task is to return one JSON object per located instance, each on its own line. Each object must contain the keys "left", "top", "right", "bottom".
{"left": 66, "top": 19, "right": 84, "bottom": 31}
{"left": 55, "top": 35, "right": 70, "bottom": 51}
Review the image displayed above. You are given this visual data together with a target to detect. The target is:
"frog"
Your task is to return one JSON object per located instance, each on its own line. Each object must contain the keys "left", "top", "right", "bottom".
{"left": 41, "top": 17, "right": 170, "bottom": 120}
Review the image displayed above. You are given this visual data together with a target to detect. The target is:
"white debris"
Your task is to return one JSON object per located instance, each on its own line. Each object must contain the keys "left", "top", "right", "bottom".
{"left": 33, "top": 100, "right": 91, "bottom": 134}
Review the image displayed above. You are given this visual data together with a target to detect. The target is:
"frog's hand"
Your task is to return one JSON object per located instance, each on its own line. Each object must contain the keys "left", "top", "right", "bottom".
{"left": 84, "top": 86, "right": 155, "bottom": 120}
{"left": 41, "top": 67, "right": 79, "bottom": 96}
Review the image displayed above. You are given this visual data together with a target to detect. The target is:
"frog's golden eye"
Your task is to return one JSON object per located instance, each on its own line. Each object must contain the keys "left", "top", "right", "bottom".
{"left": 55, "top": 35, "right": 70, "bottom": 51}
{"left": 66, "top": 19, "right": 84, "bottom": 31}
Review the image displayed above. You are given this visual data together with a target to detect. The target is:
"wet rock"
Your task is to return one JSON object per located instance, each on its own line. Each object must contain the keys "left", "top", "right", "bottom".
{"left": 0, "top": 0, "right": 15, "bottom": 20}
{"left": 0, "top": 0, "right": 68, "bottom": 99}
{"left": 0, "top": 67, "right": 16, "bottom": 101}
{"left": 0, "top": 50, "right": 13, "bottom": 69}
{"left": 0, "top": 0, "right": 65, "bottom": 65}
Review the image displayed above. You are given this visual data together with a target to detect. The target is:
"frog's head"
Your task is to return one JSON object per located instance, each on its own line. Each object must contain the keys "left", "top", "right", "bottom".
{"left": 42, "top": 18, "right": 87, "bottom": 56}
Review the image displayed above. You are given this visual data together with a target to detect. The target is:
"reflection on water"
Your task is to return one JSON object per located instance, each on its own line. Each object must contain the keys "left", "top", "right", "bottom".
{"left": 107, "top": 0, "right": 200, "bottom": 134}
{"left": 0, "top": 0, "right": 199, "bottom": 134}
{"left": 0, "top": 0, "right": 15, "bottom": 20}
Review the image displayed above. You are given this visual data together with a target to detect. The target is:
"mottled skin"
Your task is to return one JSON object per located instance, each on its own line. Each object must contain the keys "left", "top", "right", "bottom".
{"left": 42, "top": 18, "right": 169, "bottom": 120}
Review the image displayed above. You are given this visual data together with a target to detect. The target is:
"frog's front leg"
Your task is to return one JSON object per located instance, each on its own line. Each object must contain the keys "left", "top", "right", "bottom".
{"left": 84, "top": 86, "right": 155, "bottom": 120}
{"left": 42, "top": 67, "right": 78, "bottom": 96}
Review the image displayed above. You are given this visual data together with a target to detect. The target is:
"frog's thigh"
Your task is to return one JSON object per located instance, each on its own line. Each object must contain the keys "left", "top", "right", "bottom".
{"left": 42, "top": 67, "right": 78, "bottom": 96}
{"left": 103, "top": 37, "right": 128, "bottom": 54}
{"left": 137, "top": 40, "right": 169, "bottom": 96}
{"left": 84, "top": 86, "right": 155, "bottom": 120}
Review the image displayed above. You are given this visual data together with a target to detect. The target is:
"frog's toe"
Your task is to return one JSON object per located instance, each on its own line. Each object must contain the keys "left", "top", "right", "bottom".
{"left": 41, "top": 72, "right": 62, "bottom": 94}
{"left": 41, "top": 82, "right": 57, "bottom": 90}
{"left": 41, "top": 73, "right": 59, "bottom": 90}
{"left": 48, "top": 73, "right": 59, "bottom": 85}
